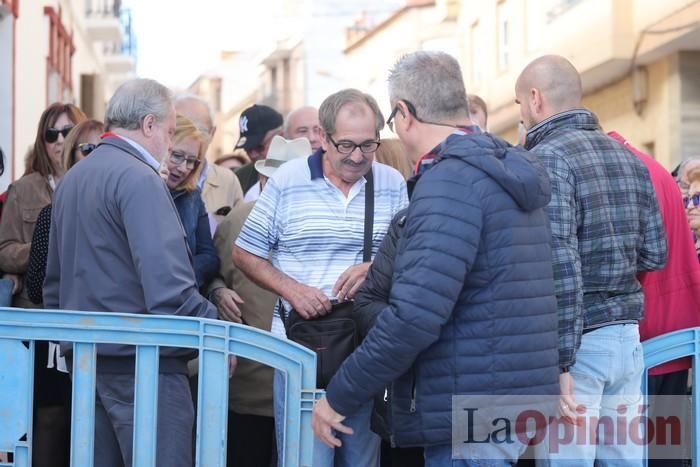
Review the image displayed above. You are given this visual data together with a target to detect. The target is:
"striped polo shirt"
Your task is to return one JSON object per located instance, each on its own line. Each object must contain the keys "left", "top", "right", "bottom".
{"left": 235, "top": 150, "right": 408, "bottom": 337}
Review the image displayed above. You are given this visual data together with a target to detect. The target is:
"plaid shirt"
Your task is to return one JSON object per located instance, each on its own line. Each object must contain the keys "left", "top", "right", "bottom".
{"left": 525, "top": 110, "right": 667, "bottom": 368}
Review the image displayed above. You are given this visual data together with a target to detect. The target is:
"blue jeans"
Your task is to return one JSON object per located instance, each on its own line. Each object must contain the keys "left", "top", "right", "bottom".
{"left": 424, "top": 444, "right": 514, "bottom": 466}
{"left": 535, "top": 324, "right": 644, "bottom": 467}
{"left": 273, "top": 370, "right": 380, "bottom": 467}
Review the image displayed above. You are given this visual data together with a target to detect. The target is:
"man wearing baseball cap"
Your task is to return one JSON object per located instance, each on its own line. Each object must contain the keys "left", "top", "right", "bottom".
{"left": 234, "top": 104, "right": 284, "bottom": 201}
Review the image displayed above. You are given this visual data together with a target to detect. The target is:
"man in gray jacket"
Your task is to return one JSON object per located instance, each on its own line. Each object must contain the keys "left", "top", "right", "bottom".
{"left": 44, "top": 78, "right": 217, "bottom": 467}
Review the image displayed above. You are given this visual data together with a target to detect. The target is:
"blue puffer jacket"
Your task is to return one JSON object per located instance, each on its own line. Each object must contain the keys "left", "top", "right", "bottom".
{"left": 326, "top": 132, "right": 560, "bottom": 447}
{"left": 171, "top": 188, "right": 219, "bottom": 290}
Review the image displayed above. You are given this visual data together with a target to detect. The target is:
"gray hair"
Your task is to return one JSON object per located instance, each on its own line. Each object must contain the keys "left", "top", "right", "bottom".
{"left": 388, "top": 51, "right": 469, "bottom": 122}
{"left": 104, "top": 78, "right": 173, "bottom": 131}
{"left": 677, "top": 157, "right": 700, "bottom": 184}
{"left": 284, "top": 106, "right": 317, "bottom": 138}
{"left": 319, "top": 89, "right": 384, "bottom": 137}
{"left": 174, "top": 93, "right": 216, "bottom": 133}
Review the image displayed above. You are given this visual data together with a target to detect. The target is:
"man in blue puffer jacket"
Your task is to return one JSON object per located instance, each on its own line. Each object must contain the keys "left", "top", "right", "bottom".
{"left": 312, "top": 51, "right": 560, "bottom": 466}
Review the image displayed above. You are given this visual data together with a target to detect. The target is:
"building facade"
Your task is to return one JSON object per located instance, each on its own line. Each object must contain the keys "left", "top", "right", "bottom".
{"left": 343, "top": 0, "right": 460, "bottom": 133}
{"left": 458, "top": 0, "right": 700, "bottom": 169}
{"left": 0, "top": 0, "right": 136, "bottom": 190}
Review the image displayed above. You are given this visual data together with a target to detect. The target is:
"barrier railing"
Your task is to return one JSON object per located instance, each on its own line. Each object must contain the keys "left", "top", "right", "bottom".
{"left": 0, "top": 308, "right": 323, "bottom": 467}
{"left": 643, "top": 327, "right": 699, "bottom": 466}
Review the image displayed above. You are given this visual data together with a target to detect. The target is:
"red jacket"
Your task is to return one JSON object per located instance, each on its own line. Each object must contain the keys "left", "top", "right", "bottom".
{"left": 609, "top": 131, "right": 700, "bottom": 375}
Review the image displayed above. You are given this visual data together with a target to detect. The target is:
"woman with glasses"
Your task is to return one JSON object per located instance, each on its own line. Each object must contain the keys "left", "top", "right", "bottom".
{"left": 25, "top": 119, "right": 105, "bottom": 305}
{"left": 0, "top": 102, "right": 86, "bottom": 305}
{"left": 0, "top": 102, "right": 86, "bottom": 467}
{"left": 165, "top": 115, "right": 219, "bottom": 290}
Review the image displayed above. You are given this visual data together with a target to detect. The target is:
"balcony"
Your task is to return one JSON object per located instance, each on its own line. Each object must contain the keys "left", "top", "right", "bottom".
{"left": 102, "top": 43, "right": 135, "bottom": 75}
{"left": 85, "top": 0, "right": 123, "bottom": 44}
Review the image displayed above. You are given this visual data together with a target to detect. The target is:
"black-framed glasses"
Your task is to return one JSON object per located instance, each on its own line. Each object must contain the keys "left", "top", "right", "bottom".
{"left": 684, "top": 194, "right": 700, "bottom": 208}
{"left": 45, "top": 126, "right": 74, "bottom": 143}
{"left": 327, "top": 135, "right": 380, "bottom": 155}
{"left": 78, "top": 143, "right": 97, "bottom": 156}
{"left": 386, "top": 99, "right": 461, "bottom": 132}
{"left": 169, "top": 151, "right": 201, "bottom": 170}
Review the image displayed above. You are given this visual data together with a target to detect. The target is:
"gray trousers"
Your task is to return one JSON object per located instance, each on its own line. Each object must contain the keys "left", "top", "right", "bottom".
{"left": 94, "top": 373, "right": 194, "bottom": 467}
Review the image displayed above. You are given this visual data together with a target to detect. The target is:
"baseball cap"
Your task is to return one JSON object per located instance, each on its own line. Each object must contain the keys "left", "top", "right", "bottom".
{"left": 235, "top": 104, "right": 284, "bottom": 151}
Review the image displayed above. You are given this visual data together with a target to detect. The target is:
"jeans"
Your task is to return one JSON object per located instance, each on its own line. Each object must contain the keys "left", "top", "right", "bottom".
{"left": 424, "top": 444, "right": 514, "bottom": 467}
{"left": 273, "top": 370, "right": 380, "bottom": 467}
{"left": 535, "top": 324, "right": 644, "bottom": 467}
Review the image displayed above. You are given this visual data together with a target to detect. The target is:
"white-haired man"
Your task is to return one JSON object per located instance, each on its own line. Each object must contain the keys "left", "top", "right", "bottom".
{"left": 44, "top": 79, "right": 216, "bottom": 467}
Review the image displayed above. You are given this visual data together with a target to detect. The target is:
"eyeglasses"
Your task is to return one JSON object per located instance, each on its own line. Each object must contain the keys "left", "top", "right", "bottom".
{"left": 170, "top": 151, "right": 201, "bottom": 170}
{"left": 78, "top": 143, "right": 97, "bottom": 156}
{"left": 45, "top": 126, "right": 74, "bottom": 143}
{"left": 684, "top": 194, "right": 700, "bottom": 208}
{"left": 327, "top": 135, "right": 380, "bottom": 155}
{"left": 386, "top": 99, "right": 461, "bottom": 132}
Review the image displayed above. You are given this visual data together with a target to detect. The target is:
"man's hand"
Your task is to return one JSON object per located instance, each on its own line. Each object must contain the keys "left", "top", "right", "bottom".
{"left": 559, "top": 371, "right": 584, "bottom": 425}
{"left": 3, "top": 273, "right": 21, "bottom": 295}
{"left": 286, "top": 282, "right": 331, "bottom": 320}
{"left": 332, "top": 262, "right": 371, "bottom": 302}
{"left": 212, "top": 288, "right": 244, "bottom": 324}
{"left": 312, "top": 396, "right": 353, "bottom": 448}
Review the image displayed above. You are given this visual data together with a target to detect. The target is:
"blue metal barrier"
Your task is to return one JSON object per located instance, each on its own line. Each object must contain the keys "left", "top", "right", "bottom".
{"left": 643, "top": 327, "right": 699, "bottom": 465}
{"left": 0, "top": 308, "right": 324, "bottom": 467}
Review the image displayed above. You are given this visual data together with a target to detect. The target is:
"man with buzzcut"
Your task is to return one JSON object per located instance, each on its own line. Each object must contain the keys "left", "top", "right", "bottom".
{"left": 284, "top": 106, "right": 323, "bottom": 152}
{"left": 44, "top": 78, "right": 217, "bottom": 467}
{"left": 515, "top": 55, "right": 667, "bottom": 465}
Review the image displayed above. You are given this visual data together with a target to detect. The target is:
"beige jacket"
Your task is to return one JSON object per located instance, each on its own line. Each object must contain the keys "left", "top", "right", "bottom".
{"left": 201, "top": 163, "right": 244, "bottom": 224}
{"left": 0, "top": 172, "right": 52, "bottom": 308}
{"left": 210, "top": 201, "right": 277, "bottom": 417}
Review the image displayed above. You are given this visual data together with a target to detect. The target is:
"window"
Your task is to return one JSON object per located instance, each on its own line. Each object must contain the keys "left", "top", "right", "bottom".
{"left": 497, "top": 0, "right": 510, "bottom": 71}
{"left": 470, "top": 20, "right": 484, "bottom": 89}
{"left": 44, "top": 6, "right": 75, "bottom": 104}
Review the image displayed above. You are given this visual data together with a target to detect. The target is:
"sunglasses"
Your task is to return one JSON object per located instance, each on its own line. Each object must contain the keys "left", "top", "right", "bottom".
{"left": 684, "top": 194, "right": 700, "bottom": 208}
{"left": 45, "top": 126, "right": 74, "bottom": 143}
{"left": 78, "top": 143, "right": 97, "bottom": 156}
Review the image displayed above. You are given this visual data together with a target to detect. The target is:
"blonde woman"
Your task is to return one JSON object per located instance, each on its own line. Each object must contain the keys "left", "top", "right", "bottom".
{"left": 165, "top": 115, "right": 219, "bottom": 289}
{"left": 374, "top": 138, "right": 413, "bottom": 180}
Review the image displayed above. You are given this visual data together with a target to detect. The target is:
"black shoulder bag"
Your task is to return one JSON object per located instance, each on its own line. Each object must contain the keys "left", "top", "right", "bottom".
{"left": 283, "top": 170, "right": 374, "bottom": 388}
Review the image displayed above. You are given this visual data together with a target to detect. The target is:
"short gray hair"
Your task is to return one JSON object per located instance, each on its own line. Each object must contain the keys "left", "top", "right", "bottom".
{"left": 174, "top": 93, "right": 216, "bottom": 133}
{"left": 105, "top": 78, "right": 173, "bottom": 131}
{"left": 284, "top": 106, "right": 317, "bottom": 138}
{"left": 319, "top": 89, "right": 384, "bottom": 137}
{"left": 677, "top": 156, "right": 700, "bottom": 183}
{"left": 388, "top": 51, "right": 469, "bottom": 122}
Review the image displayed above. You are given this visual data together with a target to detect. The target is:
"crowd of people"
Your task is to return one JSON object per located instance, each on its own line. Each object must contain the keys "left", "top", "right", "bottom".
{"left": 0, "top": 49, "right": 699, "bottom": 467}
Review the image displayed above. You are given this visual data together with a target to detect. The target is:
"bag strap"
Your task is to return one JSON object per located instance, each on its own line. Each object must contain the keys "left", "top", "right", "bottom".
{"left": 363, "top": 168, "right": 374, "bottom": 263}
{"left": 283, "top": 168, "right": 374, "bottom": 329}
